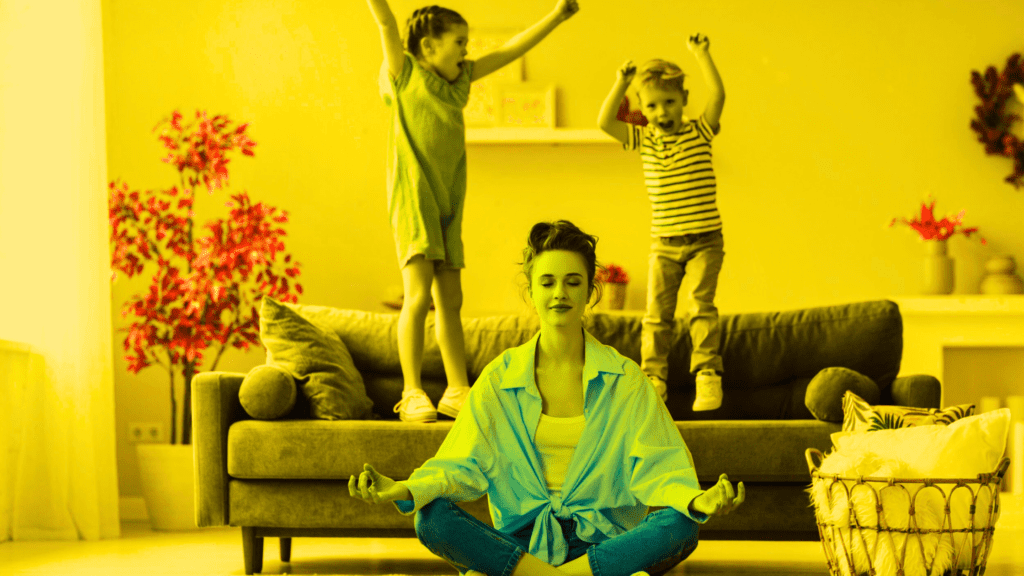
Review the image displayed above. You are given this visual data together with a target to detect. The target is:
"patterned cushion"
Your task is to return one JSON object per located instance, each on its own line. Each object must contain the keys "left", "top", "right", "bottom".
{"left": 841, "top": 390, "right": 975, "bottom": 432}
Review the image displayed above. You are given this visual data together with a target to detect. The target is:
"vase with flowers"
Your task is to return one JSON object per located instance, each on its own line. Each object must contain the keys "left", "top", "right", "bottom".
{"left": 109, "top": 110, "right": 302, "bottom": 529}
{"left": 596, "top": 263, "right": 630, "bottom": 310}
{"left": 889, "top": 199, "right": 986, "bottom": 295}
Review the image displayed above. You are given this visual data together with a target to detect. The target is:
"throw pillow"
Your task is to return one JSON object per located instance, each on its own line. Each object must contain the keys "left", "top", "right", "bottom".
{"left": 239, "top": 364, "right": 297, "bottom": 420}
{"left": 841, "top": 390, "right": 975, "bottom": 432}
{"left": 260, "top": 297, "right": 374, "bottom": 420}
{"left": 832, "top": 408, "right": 1011, "bottom": 478}
{"left": 805, "top": 367, "right": 880, "bottom": 422}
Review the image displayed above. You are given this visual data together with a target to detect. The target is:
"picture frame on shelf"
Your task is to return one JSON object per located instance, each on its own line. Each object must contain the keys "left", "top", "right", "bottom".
{"left": 497, "top": 83, "right": 556, "bottom": 128}
{"left": 464, "top": 30, "right": 523, "bottom": 127}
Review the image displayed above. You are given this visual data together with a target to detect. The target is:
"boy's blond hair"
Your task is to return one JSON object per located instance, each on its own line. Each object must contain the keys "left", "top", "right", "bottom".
{"left": 636, "top": 59, "right": 687, "bottom": 95}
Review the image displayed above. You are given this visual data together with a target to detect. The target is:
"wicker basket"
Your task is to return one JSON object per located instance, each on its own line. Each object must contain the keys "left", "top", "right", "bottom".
{"left": 805, "top": 448, "right": 1010, "bottom": 576}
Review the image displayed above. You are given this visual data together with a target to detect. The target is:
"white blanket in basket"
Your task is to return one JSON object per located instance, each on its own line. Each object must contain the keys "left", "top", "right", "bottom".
{"left": 809, "top": 408, "right": 1010, "bottom": 576}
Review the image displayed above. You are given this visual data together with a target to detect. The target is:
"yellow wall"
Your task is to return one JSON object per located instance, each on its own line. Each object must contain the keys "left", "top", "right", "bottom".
{"left": 104, "top": 0, "right": 1024, "bottom": 497}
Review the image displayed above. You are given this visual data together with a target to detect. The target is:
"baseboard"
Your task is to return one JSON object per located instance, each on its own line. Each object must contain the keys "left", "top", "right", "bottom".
{"left": 119, "top": 497, "right": 148, "bottom": 522}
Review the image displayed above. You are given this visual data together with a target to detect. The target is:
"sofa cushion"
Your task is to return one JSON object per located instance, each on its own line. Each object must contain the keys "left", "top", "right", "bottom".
{"left": 239, "top": 364, "right": 297, "bottom": 420}
{"left": 260, "top": 298, "right": 374, "bottom": 420}
{"left": 804, "top": 367, "right": 880, "bottom": 422}
{"left": 841, "top": 390, "right": 975, "bottom": 432}
{"left": 716, "top": 300, "right": 902, "bottom": 392}
{"left": 226, "top": 419, "right": 839, "bottom": 483}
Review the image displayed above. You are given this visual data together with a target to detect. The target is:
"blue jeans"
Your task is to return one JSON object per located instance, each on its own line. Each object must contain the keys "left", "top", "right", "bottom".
{"left": 414, "top": 499, "right": 700, "bottom": 576}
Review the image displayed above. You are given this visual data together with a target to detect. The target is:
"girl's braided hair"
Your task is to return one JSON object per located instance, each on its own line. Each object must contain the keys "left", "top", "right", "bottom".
{"left": 636, "top": 59, "right": 687, "bottom": 96}
{"left": 404, "top": 5, "right": 468, "bottom": 58}
{"left": 520, "top": 220, "right": 604, "bottom": 307}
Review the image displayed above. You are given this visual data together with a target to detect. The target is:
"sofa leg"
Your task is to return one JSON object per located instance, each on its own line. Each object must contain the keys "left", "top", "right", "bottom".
{"left": 280, "top": 537, "right": 292, "bottom": 562}
{"left": 242, "top": 526, "right": 264, "bottom": 574}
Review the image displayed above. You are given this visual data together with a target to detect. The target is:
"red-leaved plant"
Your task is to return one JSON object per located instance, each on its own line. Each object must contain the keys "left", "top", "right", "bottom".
{"left": 889, "top": 200, "right": 986, "bottom": 244}
{"left": 109, "top": 110, "right": 302, "bottom": 444}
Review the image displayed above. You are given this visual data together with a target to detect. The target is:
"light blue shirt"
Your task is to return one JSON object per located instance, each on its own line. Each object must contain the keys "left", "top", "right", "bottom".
{"left": 394, "top": 329, "right": 708, "bottom": 565}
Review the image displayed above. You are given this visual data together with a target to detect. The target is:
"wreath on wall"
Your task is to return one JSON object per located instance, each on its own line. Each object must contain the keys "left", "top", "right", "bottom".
{"left": 970, "top": 53, "right": 1024, "bottom": 189}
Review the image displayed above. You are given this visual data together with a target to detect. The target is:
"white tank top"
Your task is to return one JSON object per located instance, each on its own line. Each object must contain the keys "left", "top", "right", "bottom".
{"left": 534, "top": 412, "right": 587, "bottom": 498}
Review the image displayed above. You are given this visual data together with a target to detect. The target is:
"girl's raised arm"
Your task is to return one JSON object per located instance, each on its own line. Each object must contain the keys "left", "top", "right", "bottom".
{"left": 471, "top": 0, "right": 579, "bottom": 82}
{"left": 366, "top": 0, "right": 406, "bottom": 80}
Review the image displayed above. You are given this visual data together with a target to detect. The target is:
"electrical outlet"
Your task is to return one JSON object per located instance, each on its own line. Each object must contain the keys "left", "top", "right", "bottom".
{"left": 128, "top": 422, "right": 165, "bottom": 443}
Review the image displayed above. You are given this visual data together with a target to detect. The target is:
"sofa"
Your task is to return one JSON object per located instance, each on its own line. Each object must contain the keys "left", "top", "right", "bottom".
{"left": 192, "top": 299, "right": 941, "bottom": 574}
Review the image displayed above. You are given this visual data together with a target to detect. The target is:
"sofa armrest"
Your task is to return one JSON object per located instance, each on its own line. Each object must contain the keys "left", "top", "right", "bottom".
{"left": 888, "top": 375, "right": 941, "bottom": 409}
{"left": 192, "top": 371, "right": 247, "bottom": 527}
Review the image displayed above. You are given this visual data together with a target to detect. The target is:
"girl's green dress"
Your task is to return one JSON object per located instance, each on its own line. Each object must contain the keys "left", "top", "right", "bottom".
{"left": 380, "top": 53, "right": 474, "bottom": 269}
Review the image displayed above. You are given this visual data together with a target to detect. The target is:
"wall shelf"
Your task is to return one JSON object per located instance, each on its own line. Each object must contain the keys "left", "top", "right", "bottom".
{"left": 466, "top": 127, "right": 618, "bottom": 145}
{"left": 889, "top": 295, "right": 1024, "bottom": 314}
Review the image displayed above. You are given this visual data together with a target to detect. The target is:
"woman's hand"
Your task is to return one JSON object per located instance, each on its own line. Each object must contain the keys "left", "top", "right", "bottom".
{"left": 348, "top": 463, "right": 410, "bottom": 505}
{"left": 690, "top": 473, "right": 745, "bottom": 517}
{"left": 553, "top": 0, "right": 580, "bottom": 23}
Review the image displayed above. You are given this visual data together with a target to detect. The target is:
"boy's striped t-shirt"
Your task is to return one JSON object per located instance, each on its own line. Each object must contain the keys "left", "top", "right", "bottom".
{"left": 625, "top": 115, "right": 721, "bottom": 237}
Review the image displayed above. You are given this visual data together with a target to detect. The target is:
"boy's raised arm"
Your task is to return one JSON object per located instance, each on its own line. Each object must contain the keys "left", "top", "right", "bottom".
{"left": 597, "top": 60, "right": 635, "bottom": 146}
{"left": 471, "top": 0, "right": 579, "bottom": 82}
{"left": 366, "top": 0, "right": 406, "bottom": 80}
{"left": 687, "top": 34, "right": 725, "bottom": 133}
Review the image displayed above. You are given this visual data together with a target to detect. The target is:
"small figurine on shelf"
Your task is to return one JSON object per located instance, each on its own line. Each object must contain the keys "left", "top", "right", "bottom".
{"left": 596, "top": 263, "right": 630, "bottom": 310}
{"left": 980, "top": 255, "right": 1024, "bottom": 294}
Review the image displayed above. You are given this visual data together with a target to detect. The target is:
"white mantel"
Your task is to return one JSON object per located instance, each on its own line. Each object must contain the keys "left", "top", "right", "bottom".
{"left": 890, "top": 295, "right": 1024, "bottom": 406}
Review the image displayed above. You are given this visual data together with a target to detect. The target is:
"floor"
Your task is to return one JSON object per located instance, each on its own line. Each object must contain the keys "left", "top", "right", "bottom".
{"left": 1, "top": 520, "right": 1023, "bottom": 576}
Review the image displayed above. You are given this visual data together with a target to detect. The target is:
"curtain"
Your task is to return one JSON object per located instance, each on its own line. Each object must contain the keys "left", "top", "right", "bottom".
{"left": 0, "top": 0, "right": 120, "bottom": 540}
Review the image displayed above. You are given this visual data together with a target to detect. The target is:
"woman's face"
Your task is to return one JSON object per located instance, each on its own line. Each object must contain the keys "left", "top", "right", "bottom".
{"left": 529, "top": 250, "right": 592, "bottom": 330}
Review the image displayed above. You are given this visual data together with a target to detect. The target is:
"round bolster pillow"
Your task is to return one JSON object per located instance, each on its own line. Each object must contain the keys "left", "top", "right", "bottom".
{"left": 239, "top": 364, "right": 298, "bottom": 420}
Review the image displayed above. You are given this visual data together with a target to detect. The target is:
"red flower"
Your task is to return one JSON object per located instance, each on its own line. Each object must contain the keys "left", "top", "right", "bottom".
{"left": 596, "top": 263, "right": 630, "bottom": 284}
{"left": 890, "top": 199, "right": 986, "bottom": 244}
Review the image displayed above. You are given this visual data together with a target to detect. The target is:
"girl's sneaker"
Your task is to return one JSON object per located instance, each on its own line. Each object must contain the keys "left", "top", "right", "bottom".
{"left": 393, "top": 389, "right": 437, "bottom": 423}
{"left": 437, "top": 385, "right": 471, "bottom": 419}
{"left": 693, "top": 369, "right": 722, "bottom": 411}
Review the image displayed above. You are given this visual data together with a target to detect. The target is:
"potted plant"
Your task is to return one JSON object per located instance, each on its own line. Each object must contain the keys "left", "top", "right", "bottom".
{"left": 596, "top": 263, "right": 630, "bottom": 310}
{"left": 108, "top": 110, "right": 302, "bottom": 528}
{"left": 889, "top": 199, "right": 985, "bottom": 295}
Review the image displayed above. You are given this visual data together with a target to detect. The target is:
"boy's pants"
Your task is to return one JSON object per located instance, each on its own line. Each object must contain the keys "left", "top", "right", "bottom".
{"left": 414, "top": 498, "right": 699, "bottom": 576}
{"left": 641, "top": 230, "right": 726, "bottom": 382}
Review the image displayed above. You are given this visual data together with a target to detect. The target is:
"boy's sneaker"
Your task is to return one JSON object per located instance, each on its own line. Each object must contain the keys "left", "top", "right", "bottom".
{"left": 437, "top": 385, "right": 471, "bottom": 419}
{"left": 649, "top": 376, "right": 668, "bottom": 402}
{"left": 693, "top": 370, "right": 722, "bottom": 411}
{"left": 393, "top": 389, "right": 437, "bottom": 423}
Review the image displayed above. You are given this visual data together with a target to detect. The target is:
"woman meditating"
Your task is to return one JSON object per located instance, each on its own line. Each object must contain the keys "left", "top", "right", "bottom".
{"left": 349, "top": 220, "right": 744, "bottom": 576}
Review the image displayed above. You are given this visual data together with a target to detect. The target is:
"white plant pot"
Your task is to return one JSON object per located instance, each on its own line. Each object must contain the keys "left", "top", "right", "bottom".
{"left": 136, "top": 443, "right": 199, "bottom": 531}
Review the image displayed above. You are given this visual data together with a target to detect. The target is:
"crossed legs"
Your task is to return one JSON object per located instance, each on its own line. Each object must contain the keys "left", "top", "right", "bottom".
{"left": 414, "top": 498, "right": 698, "bottom": 576}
